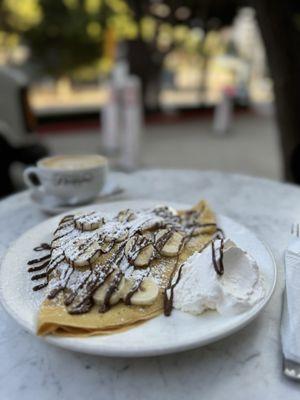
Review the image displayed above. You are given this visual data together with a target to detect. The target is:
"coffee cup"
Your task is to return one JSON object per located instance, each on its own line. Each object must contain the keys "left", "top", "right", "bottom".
{"left": 23, "top": 154, "right": 108, "bottom": 205}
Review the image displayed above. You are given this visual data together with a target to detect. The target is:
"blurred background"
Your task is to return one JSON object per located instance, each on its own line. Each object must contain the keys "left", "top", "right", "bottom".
{"left": 0, "top": 0, "right": 299, "bottom": 197}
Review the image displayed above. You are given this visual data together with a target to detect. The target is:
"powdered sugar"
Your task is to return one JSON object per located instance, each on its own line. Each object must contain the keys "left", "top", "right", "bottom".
{"left": 28, "top": 204, "right": 210, "bottom": 313}
{"left": 51, "top": 206, "right": 185, "bottom": 272}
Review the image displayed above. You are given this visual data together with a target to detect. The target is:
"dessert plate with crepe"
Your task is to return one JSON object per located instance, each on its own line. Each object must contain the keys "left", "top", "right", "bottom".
{"left": 0, "top": 200, "right": 276, "bottom": 357}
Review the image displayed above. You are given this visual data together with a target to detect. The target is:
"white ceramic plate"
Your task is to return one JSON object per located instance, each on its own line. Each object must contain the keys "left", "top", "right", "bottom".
{"left": 0, "top": 200, "right": 276, "bottom": 357}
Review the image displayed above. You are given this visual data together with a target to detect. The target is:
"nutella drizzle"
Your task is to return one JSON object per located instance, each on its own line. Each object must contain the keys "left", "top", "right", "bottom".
{"left": 124, "top": 276, "right": 144, "bottom": 305}
{"left": 67, "top": 266, "right": 112, "bottom": 314}
{"left": 27, "top": 244, "right": 65, "bottom": 287}
{"left": 211, "top": 237, "right": 224, "bottom": 275}
{"left": 99, "top": 271, "right": 123, "bottom": 313}
{"left": 46, "top": 254, "right": 65, "bottom": 275}
{"left": 69, "top": 297, "right": 94, "bottom": 315}
{"left": 153, "top": 229, "right": 174, "bottom": 255}
{"left": 27, "top": 254, "right": 51, "bottom": 265}
{"left": 124, "top": 267, "right": 150, "bottom": 305}
{"left": 65, "top": 244, "right": 125, "bottom": 313}
{"left": 52, "top": 230, "right": 73, "bottom": 243}
{"left": 33, "top": 243, "right": 51, "bottom": 252}
{"left": 162, "top": 229, "right": 197, "bottom": 316}
{"left": 127, "top": 236, "right": 152, "bottom": 264}
{"left": 48, "top": 266, "right": 74, "bottom": 299}
{"left": 27, "top": 245, "right": 52, "bottom": 284}
{"left": 164, "top": 259, "right": 184, "bottom": 316}
{"left": 63, "top": 269, "right": 94, "bottom": 306}
{"left": 31, "top": 272, "right": 47, "bottom": 281}
{"left": 32, "top": 282, "right": 48, "bottom": 291}
{"left": 216, "top": 227, "right": 225, "bottom": 239}
{"left": 27, "top": 259, "right": 50, "bottom": 273}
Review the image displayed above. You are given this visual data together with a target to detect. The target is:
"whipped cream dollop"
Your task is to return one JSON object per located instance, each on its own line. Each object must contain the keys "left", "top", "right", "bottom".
{"left": 173, "top": 239, "right": 265, "bottom": 316}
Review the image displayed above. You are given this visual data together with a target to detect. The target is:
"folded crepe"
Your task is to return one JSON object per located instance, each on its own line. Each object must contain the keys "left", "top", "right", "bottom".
{"left": 28, "top": 200, "right": 218, "bottom": 336}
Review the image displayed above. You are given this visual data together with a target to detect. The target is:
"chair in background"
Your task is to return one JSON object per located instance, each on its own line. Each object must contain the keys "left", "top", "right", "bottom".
{"left": 0, "top": 67, "right": 48, "bottom": 197}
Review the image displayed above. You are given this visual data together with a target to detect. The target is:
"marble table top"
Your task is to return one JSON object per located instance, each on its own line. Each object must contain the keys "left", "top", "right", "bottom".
{"left": 0, "top": 169, "right": 299, "bottom": 399}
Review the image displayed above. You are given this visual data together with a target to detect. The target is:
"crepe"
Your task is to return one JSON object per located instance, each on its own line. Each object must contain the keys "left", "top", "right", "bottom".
{"left": 33, "top": 200, "right": 217, "bottom": 336}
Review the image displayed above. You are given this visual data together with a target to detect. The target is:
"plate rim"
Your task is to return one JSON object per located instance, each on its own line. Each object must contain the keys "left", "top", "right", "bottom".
{"left": 0, "top": 199, "right": 277, "bottom": 357}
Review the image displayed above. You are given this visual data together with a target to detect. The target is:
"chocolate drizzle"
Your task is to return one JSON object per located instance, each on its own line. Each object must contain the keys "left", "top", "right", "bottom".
{"left": 27, "top": 254, "right": 51, "bottom": 265}
{"left": 46, "top": 254, "right": 65, "bottom": 275}
{"left": 27, "top": 246, "right": 52, "bottom": 287}
{"left": 66, "top": 243, "right": 126, "bottom": 314}
{"left": 124, "top": 269, "right": 150, "bottom": 305}
{"left": 216, "top": 227, "right": 225, "bottom": 239}
{"left": 31, "top": 272, "right": 47, "bottom": 281}
{"left": 28, "top": 260, "right": 50, "bottom": 273}
{"left": 33, "top": 282, "right": 48, "bottom": 291}
{"left": 153, "top": 229, "right": 174, "bottom": 255}
{"left": 163, "top": 230, "right": 197, "bottom": 317}
{"left": 211, "top": 237, "right": 224, "bottom": 275}
{"left": 48, "top": 266, "right": 74, "bottom": 299}
{"left": 33, "top": 243, "right": 51, "bottom": 252}
{"left": 68, "top": 297, "right": 94, "bottom": 315}
{"left": 127, "top": 235, "right": 152, "bottom": 265}
{"left": 27, "top": 243, "right": 66, "bottom": 290}
{"left": 164, "top": 259, "right": 184, "bottom": 316}
{"left": 124, "top": 282, "right": 141, "bottom": 305}
{"left": 52, "top": 230, "right": 73, "bottom": 244}
{"left": 63, "top": 269, "right": 94, "bottom": 306}
{"left": 99, "top": 271, "right": 123, "bottom": 313}
{"left": 67, "top": 265, "right": 113, "bottom": 314}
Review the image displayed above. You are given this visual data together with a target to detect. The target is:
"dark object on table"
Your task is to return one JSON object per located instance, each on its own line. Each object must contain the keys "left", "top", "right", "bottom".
{"left": 290, "top": 144, "right": 300, "bottom": 184}
{"left": 0, "top": 134, "right": 48, "bottom": 198}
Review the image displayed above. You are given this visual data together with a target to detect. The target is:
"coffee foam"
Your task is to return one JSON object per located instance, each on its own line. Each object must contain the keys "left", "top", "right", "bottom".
{"left": 40, "top": 155, "right": 107, "bottom": 171}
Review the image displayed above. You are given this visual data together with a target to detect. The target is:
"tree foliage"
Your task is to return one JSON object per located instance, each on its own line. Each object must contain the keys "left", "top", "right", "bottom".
{"left": 0, "top": 0, "right": 239, "bottom": 79}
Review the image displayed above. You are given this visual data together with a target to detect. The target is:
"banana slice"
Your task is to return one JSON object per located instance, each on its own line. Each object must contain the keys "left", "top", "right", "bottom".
{"left": 99, "top": 241, "right": 115, "bottom": 253}
{"left": 124, "top": 236, "right": 136, "bottom": 256}
{"left": 104, "top": 228, "right": 128, "bottom": 243}
{"left": 117, "top": 209, "right": 136, "bottom": 223}
{"left": 161, "top": 231, "right": 184, "bottom": 257}
{"left": 128, "top": 278, "right": 159, "bottom": 306}
{"left": 155, "top": 228, "right": 168, "bottom": 240}
{"left": 155, "top": 228, "right": 174, "bottom": 244}
{"left": 189, "top": 226, "right": 202, "bottom": 236}
{"left": 134, "top": 244, "right": 154, "bottom": 267}
{"left": 93, "top": 273, "right": 126, "bottom": 306}
{"left": 138, "top": 217, "right": 164, "bottom": 233}
{"left": 182, "top": 223, "right": 216, "bottom": 237}
{"left": 125, "top": 235, "right": 154, "bottom": 267}
{"left": 75, "top": 213, "right": 105, "bottom": 231}
{"left": 64, "top": 239, "right": 101, "bottom": 268}
{"left": 154, "top": 205, "right": 178, "bottom": 218}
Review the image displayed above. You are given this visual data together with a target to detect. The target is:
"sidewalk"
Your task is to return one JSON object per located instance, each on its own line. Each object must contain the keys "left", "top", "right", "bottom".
{"left": 40, "top": 113, "right": 282, "bottom": 181}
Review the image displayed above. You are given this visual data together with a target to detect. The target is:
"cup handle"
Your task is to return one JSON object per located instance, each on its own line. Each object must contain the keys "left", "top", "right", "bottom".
{"left": 23, "top": 167, "right": 42, "bottom": 190}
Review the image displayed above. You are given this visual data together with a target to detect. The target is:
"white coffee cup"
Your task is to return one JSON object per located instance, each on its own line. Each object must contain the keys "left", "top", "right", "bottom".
{"left": 23, "top": 154, "right": 108, "bottom": 205}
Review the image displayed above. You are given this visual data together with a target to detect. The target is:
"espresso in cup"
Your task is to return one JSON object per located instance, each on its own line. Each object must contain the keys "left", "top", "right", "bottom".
{"left": 24, "top": 154, "right": 108, "bottom": 205}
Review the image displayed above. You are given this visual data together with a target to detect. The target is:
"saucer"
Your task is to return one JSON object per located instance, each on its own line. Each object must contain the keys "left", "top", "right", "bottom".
{"left": 30, "top": 181, "right": 124, "bottom": 215}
